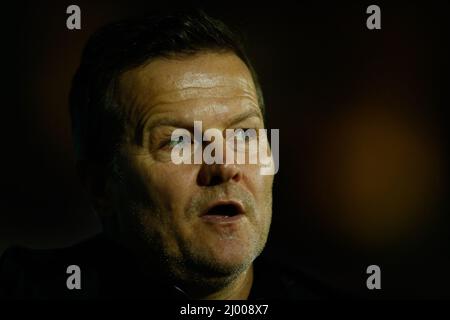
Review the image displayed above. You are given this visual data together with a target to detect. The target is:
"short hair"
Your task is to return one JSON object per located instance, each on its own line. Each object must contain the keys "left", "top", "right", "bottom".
{"left": 69, "top": 10, "right": 265, "bottom": 166}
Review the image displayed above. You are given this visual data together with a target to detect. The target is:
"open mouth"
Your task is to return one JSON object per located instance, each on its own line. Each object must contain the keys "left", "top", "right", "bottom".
{"left": 200, "top": 201, "right": 245, "bottom": 223}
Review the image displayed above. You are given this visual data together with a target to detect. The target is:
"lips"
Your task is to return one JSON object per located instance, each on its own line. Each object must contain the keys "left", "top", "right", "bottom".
{"left": 200, "top": 200, "right": 245, "bottom": 223}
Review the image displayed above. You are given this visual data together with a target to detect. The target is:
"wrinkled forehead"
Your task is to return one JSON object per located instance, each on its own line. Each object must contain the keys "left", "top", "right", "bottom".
{"left": 116, "top": 52, "right": 261, "bottom": 123}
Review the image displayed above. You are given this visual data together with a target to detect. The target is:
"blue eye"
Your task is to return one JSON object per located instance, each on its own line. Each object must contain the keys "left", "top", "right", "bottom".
{"left": 234, "top": 129, "right": 257, "bottom": 142}
{"left": 167, "top": 134, "right": 193, "bottom": 148}
{"left": 169, "top": 136, "right": 185, "bottom": 147}
{"left": 235, "top": 129, "right": 246, "bottom": 141}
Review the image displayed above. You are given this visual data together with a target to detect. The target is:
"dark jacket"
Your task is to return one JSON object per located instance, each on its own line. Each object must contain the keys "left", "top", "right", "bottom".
{"left": 0, "top": 234, "right": 335, "bottom": 299}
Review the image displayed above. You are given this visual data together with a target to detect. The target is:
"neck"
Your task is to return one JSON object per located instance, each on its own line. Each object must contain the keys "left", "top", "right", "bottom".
{"left": 113, "top": 235, "right": 255, "bottom": 300}
{"left": 177, "top": 264, "right": 254, "bottom": 300}
{"left": 202, "top": 264, "right": 254, "bottom": 300}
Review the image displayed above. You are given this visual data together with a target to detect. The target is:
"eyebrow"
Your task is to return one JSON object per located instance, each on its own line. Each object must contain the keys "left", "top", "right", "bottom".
{"left": 139, "top": 108, "right": 263, "bottom": 145}
{"left": 226, "top": 109, "right": 263, "bottom": 127}
{"left": 148, "top": 108, "right": 262, "bottom": 130}
{"left": 146, "top": 118, "right": 195, "bottom": 133}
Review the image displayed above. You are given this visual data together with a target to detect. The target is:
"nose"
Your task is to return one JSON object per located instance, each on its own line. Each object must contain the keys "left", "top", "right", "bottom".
{"left": 197, "top": 162, "right": 243, "bottom": 186}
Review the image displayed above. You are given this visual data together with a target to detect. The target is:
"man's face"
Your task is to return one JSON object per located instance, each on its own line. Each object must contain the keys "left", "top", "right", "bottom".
{"left": 108, "top": 52, "right": 273, "bottom": 281}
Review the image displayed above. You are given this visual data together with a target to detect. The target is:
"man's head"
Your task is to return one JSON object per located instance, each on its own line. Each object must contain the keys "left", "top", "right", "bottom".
{"left": 70, "top": 11, "right": 273, "bottom": 291}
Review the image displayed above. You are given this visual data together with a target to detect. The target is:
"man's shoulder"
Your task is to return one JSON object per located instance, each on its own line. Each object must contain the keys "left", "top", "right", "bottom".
{"left": 1, "top": 238, "right": 345, "bottom": 300}
{"left": 0, "top": 235, "right": 114, "bottom": 298}
{"left": 252, "top": 255, "right": 343, "bottom": 300}
{"left": 0, "top": 234, "right": 110, "bottom": 270}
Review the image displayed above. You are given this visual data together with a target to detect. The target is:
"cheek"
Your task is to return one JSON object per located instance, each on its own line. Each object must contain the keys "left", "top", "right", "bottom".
{"left": 242, "top": 165, "right": 274, "bottom": 230}
{"left": 127, "top": 158, "right": 200, "bottom": 246}
{"left": 136, "top": 159, "right": 199, "bottom": 212}
{"left": 243, "top": 164, "right": 274, "bottom": 201}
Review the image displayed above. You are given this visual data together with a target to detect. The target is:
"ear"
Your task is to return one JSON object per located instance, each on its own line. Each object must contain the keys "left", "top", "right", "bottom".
{"left": 76, "top": 160, "right": 116, "bottom": 219}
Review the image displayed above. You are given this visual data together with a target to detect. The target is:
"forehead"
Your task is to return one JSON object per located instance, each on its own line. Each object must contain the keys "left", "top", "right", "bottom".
{"left": 116, "top": 52, "right": 261, "bottom": 126}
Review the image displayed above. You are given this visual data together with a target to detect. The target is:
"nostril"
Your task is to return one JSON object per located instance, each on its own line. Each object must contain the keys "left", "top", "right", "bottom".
{"left": 197, "top": 168, "right": 224, "bottom": 186}
{"left": 197, "top": 163, "right": 242, "bottom": 187}
{"left": 197, "top": 171, "right": 226, "bottom": 186}
{"left": 209, "top": 175, "right": 223, "bottom": 186}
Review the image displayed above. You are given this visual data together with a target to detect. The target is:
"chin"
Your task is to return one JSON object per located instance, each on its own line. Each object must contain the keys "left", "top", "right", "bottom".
{"left": 188, "top": 241, "right": 260, "bottom": 278}
{"left": 172, "top": 255, "right": 251, "bottom": 293}
{"left": 210, "top": 255, "right": 252, "bottom": 275}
